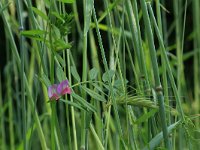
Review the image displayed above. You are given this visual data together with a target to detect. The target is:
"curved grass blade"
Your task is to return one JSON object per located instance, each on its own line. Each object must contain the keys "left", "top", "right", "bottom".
{"left": 143, "top": 121, "right": 181, "bottom": 150}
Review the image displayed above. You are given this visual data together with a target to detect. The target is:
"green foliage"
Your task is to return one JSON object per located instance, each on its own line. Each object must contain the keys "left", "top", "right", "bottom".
{"left": 89, "top": 67, "right": 98, "bottom": 80}
{"left": 57, "top": 0, "right": 75, "bottom": 4}
{"left": 0, "top": 0, "right": 199, "bottom": 150}
{"left": 102, "top": 70, "right": 115, "bottom": 82}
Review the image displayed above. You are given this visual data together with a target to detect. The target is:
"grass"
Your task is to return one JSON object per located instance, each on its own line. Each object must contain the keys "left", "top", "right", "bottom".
{"left": 0, "top": 0, "right": 200, "bottom": 149}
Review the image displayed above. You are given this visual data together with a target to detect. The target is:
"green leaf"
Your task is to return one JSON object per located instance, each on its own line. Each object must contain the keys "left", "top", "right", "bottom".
{"left": 51, "top": 12, "right": 65, "bottom": 23}
{"left": 31, "top": 7, "right": 48, "bottom": 21}
{"left": 57, "top": 0, "right": 75, "bottom": 3}
{"left": 81, "top": 86, "right": 106, "bottom": 102}
{"left": 52, "top": 25, "right": 61, "bottom": 38}
{"left": 53, "top": 39, "right": 71, "bottom": 51}
{"left": 102, "top": 70, "right": 115, "bottom": 82}
{"left": 59, "top": 98, "right": 85, "bottom": 111}
{"left": 23, "top": 36, "right": 48, "bottom": 42}
{"left": 16, "top": 124, "right": 36, "bottom": 150}
{"left": 44, "top": 0, "right": 51, "bottom": 8}
{"left": 21, "top": 29, "right": 47, "bottom": 36}
{"left": 55, "top": 53, "right": 66, "bottom": 67}
{"left": 56, "top": 67, "right": 65, "bottom": 82}
{"left": 20, "top": 30, "right": 47, "bottom": 41}
{"left": 143, "top": 121, "right": 180, "bottom": 150}
{"left": 114, "top": 79, "right": 128, "bottom": 88}
{"left": 97, "top": 0, "right": 121, "bottom": 23}
{"left": 135, "top": 109, "right": 158, "bottom": 124}
{"left": 84, "top": 0, "right": 94, "bottom": 36}
{"left": 91, "top": 83, "right": 107, "bottom": 96}
{"left": 0, "top": 102, "right": 8, "bottom": 118}
{"left": 39, "top": 74, "right": 51, "bottom": 87}
{"left": 0, "top": 2, "right": 11, "bottom": 14}
{"left": 89, "top": 67, "right": 98, "bottom": 80}
{"left": 71, "top": 66, "right": 80, "bottom": 82}
{"left": 71, "top": 92, "right": 96, "bottom": 112}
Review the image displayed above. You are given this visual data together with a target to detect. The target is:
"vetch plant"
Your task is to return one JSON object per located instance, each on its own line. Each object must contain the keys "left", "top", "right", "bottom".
{"left": 0, "top": 0, "right": 200, "bottom": 150}
{"left": 48, "top": 79, "right": 72, "bottom": 101}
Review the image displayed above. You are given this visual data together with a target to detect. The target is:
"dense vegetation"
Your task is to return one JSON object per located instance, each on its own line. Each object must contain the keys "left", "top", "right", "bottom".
{"left": 0, "top": 0, "right": 199, "bottom": 149}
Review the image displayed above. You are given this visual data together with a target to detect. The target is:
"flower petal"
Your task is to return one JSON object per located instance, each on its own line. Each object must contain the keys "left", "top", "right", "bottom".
{"left": 57, "top": 79, "right": 71, "bottom": 95}
{"left": 48, "top": 84, "right": 60, "bottom": 100}
{"left": 61, "top": 87, "right": 72, "bottom": 95}
{"left": 50, "top": 93, "right": 60, "bottom": 100}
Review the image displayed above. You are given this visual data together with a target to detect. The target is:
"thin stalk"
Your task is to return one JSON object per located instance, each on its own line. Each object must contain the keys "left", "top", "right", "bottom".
{"left": 132, "top": 0, "right": 150, "bottom": 90}
{"left": 63, "top": 48, "right": 72, "bottom": 149}
{"left": 24, "top": 0, "right": 47, "bottom": 74}
{"left": 103, "top": 1, "right": 127, "bottom": 147}
{"left": 147, "top": 2, "right": 185, "bottom": 121}
{"left": 15, "top": 0, "right": 26, "bottom": 149}
{"left": 89, "top": 29, "right": 104, "bottom": 147}
{"left": 100, "top": 1, "right": 123, "bottom": 148}
{"left": 90, "top": 124, "right": 104, "bottom": 150}
{"left": 103, "top": 0, "right": 115, "bottom": 70}
{"left": 155, "top": 0, "right": 171, "bottom": 127}
{"left": 89, "top": 30, "right": 101, "bottom": 72}
{"left": 0, "top": 75, "right": 5, "bottom": 150}
{"left": 49, "top": 22, "right": 57, "bottom": 149}
{"left": 104, "top": 107, "right": 111, "bottom": 150}
{"left": 73, "top": 0, "right": 82, "bottom": 36}
{"left": 139, "top": 0, "right": 170, "bottom": 149}
{"left": 160, "top": 0, "right": 168, "bottom": 46}
{"left": 125, "top": 0, "right": 142, "bottom": 75}
{"left": 51, "top": 102, "right": 56, "bottom": 150}
{"left": 92, "top": 4, "right": 123, "bottom": 141}
{"left": 67, "top": 49, "right": 78, "bottom": 150}
{"left": 0, "top": 3, "right": 48, "bottom": 149}
{"left": 6, "top": 66, "right": 15, "bottom": 150}
{"left": 155, "top": 1, "right": 173, "bottom": 147}
{"left": 82, "top": 0, "right": 89, "bottom": 148}
{"left": 193, "top": 0, "right": 200, "bottom": 128}
{"left": 66, "top": 102, "right": 72, "bottom": 149}
{"left": 81, "top": 37, "right": 87, "bottom": 150}
{"left": 173, "top": 0, "right": 182, "bottom": 96}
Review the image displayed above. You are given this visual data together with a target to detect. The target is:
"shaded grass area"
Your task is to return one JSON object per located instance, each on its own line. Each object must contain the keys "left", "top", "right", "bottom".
{"left": 0, "top": 0, "right": 200, "bottom": 149}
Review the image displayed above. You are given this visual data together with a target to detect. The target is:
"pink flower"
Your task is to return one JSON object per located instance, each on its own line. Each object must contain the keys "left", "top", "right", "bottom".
{"left": 57, "top": 80, "right": 72, "bottom": 95}
{"left": 48, "top": 84, "right": 60, "bottom": 100}
{"left": 48, "top": 79, "right": 71, "bottom": 101}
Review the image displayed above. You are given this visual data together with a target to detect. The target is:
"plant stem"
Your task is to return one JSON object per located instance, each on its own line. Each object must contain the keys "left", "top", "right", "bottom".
{"left": 67, "top": 49, "right": 78, "bottom": 150}
{"left": 0, "top": 3, "right": 48, "bottom": 149}
{"left": 16, "top": 0, "right": 27, "bottom": 149}
{"left": 140, "top": 0, "right": 170, "bottom": 149}
{"left": 92, "top": 4, "right": 123, "bottom": 140}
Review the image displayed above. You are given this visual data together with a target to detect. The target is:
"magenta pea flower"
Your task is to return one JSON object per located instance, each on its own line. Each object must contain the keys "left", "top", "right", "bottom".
{"left": 48, "top": 84, "right": 60, "bottom": 100}
{"left": 57, "top": 80, "right": 72, "bottom": 95}
{"left": 48, "top": 79, "right": 71, "bottom": 101}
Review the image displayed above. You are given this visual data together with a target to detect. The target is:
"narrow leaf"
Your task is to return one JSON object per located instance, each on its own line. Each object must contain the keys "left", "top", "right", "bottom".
{"left": 84, "top": 0, "right": 94, "bottom": 36}
{"left": 0, "top": 2, "right": 11, "bottom": 14}
{"left": 56, "top": 67, "right": 65, "bottom": 82}
{"left": 59, "top": 98, "right": 85, "bottom": 111}
{"left": 31, "top": 7, "right": 48, "bottom": 20}
{"left": 71, "top": 66, "right": 81, "bottom": 82}
{"left": 57, "top": 0, "right": 74, "bottom": 3}
{"left": 21, "top": 29, "right": 47, "bottom": 36}
{"left": 135, "top": 109, "right": 158, "bottom": 124}
{"left": 81, "top": 86, "right": 106, "bottom": 102}
{"left": 89, "top": 67, "right": 98, "bottom": 80}
{"left": 143, "top": 121, "right": 181, "bottom": 150}
{"left": 55, "top": 53, "right": 66, "bottom": 67}
{"left": 51, "top": 12, "right": 65, "bottom": 22}
{"left": 102, "top": 70, "right": 115, "bottom": 82}
{"left": 53, "top": 39, "right": 71, "bottom": 51}
{"left": 71, "top": 92, "right": 96, "bottom": 112}
{"left": 39, "top": 74, "right": 51, "bottom": 87}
